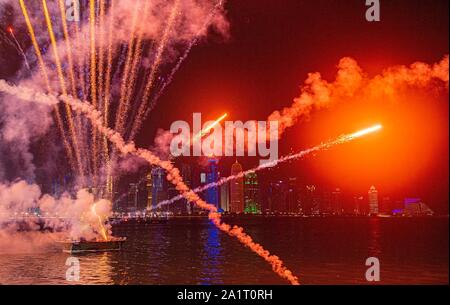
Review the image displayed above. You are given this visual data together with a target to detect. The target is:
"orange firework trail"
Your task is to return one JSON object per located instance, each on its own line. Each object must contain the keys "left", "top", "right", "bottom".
{"left": 114, "top": 1, "right": 141, "bottom": 136}
{"left": 0, "top": 81, "right": 299, "bottom": 285}
{"left": 193, "top": 113, "right": 228, "bottom": 143}
{"left": 57, "top": 0, "right": 77, "bottom": 97}
{"left": 89, "top": 0, "right": 99, "bottom": 180}
{"left": 97, "top": 0, "right": 109, "bottom": 169}
{"left": 120, "top": 0, "right": 151, "bottom": 132}
{"left": 103, "top": 0, "right": 116, "bottom": 184}
{"left": 129, "top": 0, "right": 181, "bottom": 141}
{"left": 18, "top": 0, "right": 77, "bottom": 173}
{"left": 42, "top": 0, "right": 84, "bottom": 179}
{"left": 57, "top": 0, "right": 91, "bottom": 178}
{"left": 147, "top": 0, "right": 226, "bottom": 119}
{"left": 157, "top": 125, "right": 383, "bottom": 209}
{"left": 91, "top": 203, "right": 108, "bottom": 241}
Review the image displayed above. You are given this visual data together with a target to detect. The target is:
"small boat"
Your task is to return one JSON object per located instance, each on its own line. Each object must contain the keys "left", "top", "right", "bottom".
{"left": 58, "top": 237, "right": 126, "bottom": 253}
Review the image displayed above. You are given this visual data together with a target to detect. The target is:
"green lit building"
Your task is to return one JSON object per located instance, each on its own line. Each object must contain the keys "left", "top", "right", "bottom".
{"left": 244, "top": 172, "right": 261, "bottom": 214}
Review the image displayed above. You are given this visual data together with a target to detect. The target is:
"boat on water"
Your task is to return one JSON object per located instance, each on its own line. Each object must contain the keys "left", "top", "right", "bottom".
{"left": 58, "top": 237, "right": 126, "bottom": 253}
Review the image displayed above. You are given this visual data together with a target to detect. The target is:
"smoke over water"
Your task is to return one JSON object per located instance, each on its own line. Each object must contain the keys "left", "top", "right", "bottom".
{"left": 0, "top": 179, "right": 112, "bottom": 253}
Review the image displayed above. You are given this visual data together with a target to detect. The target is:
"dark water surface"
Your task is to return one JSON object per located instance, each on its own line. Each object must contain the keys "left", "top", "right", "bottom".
{"left": 0, "top": 217, "right": 448, "bottom": 284}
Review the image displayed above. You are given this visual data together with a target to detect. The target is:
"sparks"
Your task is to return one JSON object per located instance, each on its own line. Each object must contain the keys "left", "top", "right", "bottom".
{"left": 193, "top": 113, "right": 228, "bottom": 143}
{"left": 91, "top": 203, "right": 109, "bottom": 241}
{"left": 346, "top": 124, "right": 382, "bottom": 140}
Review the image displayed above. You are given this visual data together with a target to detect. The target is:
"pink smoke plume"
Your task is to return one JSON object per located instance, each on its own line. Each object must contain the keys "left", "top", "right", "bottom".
{"left": 269, "top": 55, "right": 449, "bottom": 137}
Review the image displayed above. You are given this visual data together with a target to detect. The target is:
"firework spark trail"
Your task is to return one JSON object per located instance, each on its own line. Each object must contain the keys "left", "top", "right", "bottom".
{"left": 57, "top": 0, "right": 91, "bottom": 179}
{"left": 7, "top": 27, "right": 31, "bottom": 73}
{"left": 140, "top": 0, "right": 226, "bottom": 135}
{"left": 57, "top": 0, "right": 77, "bottom": 97}
{"left": 1, "top": 28, "right": 18, "bottom": 50}
{"left": 91, "top": 203, "right": 108, "bottom": 241}
{"left": 72, "top": 19, "right": 95, "bottom": 181}
{"left": 89, "top": 0, "right": 99, "bottom": 181}
{"left": 97, "top": 0, "right": 106, "bottom": 115}
{"left": 193, "top": 113, "right": 228, "bottom": 143}
{"left": 0, "top": 80, "right": 299, "bottom": 285}
{"left": 114, "top": 1, "right": 141, "bottom": 136}
{"left": 119, "top": 0, "right": 151, "bottom": 134}
{"left": 156, "top": 125, "right": 383, "bottom": 209}
{"left": 42, "top": 0, "right": 85, "bottom": 179}
{"left": 103, "top": 0, "right": 116, "bottom": 186}
{"left": 129, "top": 0, "right": 181, "bottom": 141}
{"left": 96, "top": 0, "right": 109, "bottom": 171}
{"left": 268, "top": 56, "right": 450, "bottom": 139}
{"left": 18, "top": 0, "right": 78, "bottom": 173}
{"left": 102, "top": 0, "right": 114, "bottom": 159}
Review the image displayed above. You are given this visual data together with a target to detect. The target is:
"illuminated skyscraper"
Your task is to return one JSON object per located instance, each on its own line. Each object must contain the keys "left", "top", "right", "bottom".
{"left": 206, "top": 158, "right": 219, "bottom": 209}
{"left": 368, "top": 186, "right": 379, "bottom": 215}
{"left": 230, "top": 160, "right": 244, "bottom": 213}
{"left": 146, "top": 170, "right": 153, "bottom": 211}
{"left": 152, "top": 167, "right": 167, "bottom": 210}
{"left": 220, "top": 182, "right": 230, "bottom": 212}
{"left": 181, "top": 163, "right": 193, "bottom": 214}
{"left": 244, "top": 172, "right": 260, "bottom": 214}
{"left": 128, "top": 183, "right": 139, "bottom": 212}
{"left": 303, "top": 185, "right": 319, "bottom": 215}
{"left": 287, "top": 178, "right": 299, "bottom": 214}
{"left": 331, "top": 188, "right": 343, "bottom": 215}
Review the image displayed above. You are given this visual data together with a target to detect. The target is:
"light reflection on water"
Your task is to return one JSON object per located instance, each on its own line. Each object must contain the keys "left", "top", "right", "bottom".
{"left": 0, "top": 217, "right": 448, "bottom": 285}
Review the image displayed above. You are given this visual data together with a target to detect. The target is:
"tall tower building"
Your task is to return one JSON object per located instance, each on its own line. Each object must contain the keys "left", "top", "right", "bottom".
{"left": 146, "top": 170, "right": 153, "bottom": 211}
{"left": 220, "top": 181, "right": 230, "bottom": 212}
{"left": 287, "top": 178, "right": 299, "bottom": 214}
{"left": 230, "top": 160, "right": 244, "bottom": 213}
{"left": 206, "top": 158, "right": 219, "bottom": 209}
{"left": 303, "top": 185, "right": 319, "bottom": 215}
{"left": 181, "top": 163, "right": 193, "bottom": 214}
{"left": 128, "top": 183, "right": 139, "bottom": 212}
{"left": 151, "top": 167, "right": 168, "bottom": 210}
{"left": 244, "top": 172, "right": 260, "bottom": 214}
{"left": 331, "top": 188, "right": 343, "bottom": 215}
{"left": 368, "top": 186, "right": 379, "bottom": 215}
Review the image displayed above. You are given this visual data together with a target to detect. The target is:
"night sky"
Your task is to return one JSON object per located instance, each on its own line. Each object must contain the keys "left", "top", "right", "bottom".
{"left": 137, "top": 0, "right": 449, "bottom": 213}
{"left": 1, "top": 0, "right": 449, "bottom": 212}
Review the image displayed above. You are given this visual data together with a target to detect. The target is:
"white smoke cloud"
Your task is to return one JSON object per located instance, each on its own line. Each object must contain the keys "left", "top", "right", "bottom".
{"left": 0, "top": 179, "right": 113, "bottom": 253}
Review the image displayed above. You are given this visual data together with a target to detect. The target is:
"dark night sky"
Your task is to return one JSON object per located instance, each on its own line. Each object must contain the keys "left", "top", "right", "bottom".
{"left": 0, "top": 1, "right": 448, "bottom": 212}
{"left": 137, "top": 0, "right": 449, "bottom": 213}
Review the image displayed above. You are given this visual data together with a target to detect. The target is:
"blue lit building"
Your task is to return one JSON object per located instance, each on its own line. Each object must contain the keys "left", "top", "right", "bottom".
{"left": 151, "top": 167, "right": 167, "bottom": 210}
{"left": 205, "top": 158, "right": 219, "bottom": 209}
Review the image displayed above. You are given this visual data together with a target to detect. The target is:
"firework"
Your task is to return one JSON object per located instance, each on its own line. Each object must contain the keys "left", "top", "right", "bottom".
{"left": 42, "top": 0, "right": 85, "bottom": 179}
{"left": 129, "top": 0, "right": 181, "bottom": 140}
{"left": 193, "top": 113, "right": 228, "bottom": 143}
{"left": 7, "top": 27, "right": 31, "bottom": 73}
{"left": 18, "top": 0, "right": 78, "bottom": 173}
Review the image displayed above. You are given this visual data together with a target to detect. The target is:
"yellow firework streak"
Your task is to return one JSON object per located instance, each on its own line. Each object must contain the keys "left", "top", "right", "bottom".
{"left": 18, "top": 0, "right": 78, "bottom": 173}
{"left": 97, "top": 0, "right": 109, "bottom": 169}
{"left": 57, "top": 0, "right": 77, "bottom": 97}
{"left": 42, "top": 0, "right": 84, "bottom": 178}
{"left": 130, "top": 0, "right": 180, "bottom": 140}
{"left": 104, "top": 0, "right": 116, "bottom": 196}
{"left": 119, "top": 0, "right": 150, "bottom": 131}
{"left": 114, "top": 1, "right": 141, "bottom": 135}
{"left": 98, "top": 0, "right": 106, "bottom": 109}
{"left": 89, "top": 0, "right": 99, "bottom": 181}
{"left": 58, "top": 0, "right": 91, "bottom": 180}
